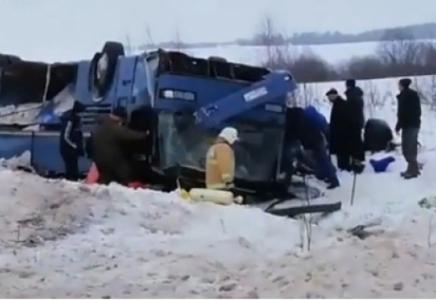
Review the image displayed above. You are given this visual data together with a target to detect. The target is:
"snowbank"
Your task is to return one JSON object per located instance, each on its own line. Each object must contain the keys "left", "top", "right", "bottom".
{"left": 0, "top": 152, "right": 436, "bottom": 298}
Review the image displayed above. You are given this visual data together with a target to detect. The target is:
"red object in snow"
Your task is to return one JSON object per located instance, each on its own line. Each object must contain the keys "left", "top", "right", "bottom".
{"left": 85, "top": 163, "right": 99, "bottom": 184}
{"left": 128, "top": 181, "right": 148, "bottom": 189}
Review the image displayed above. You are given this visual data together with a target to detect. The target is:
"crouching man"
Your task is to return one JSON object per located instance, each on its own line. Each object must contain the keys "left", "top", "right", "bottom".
{"left": 284, "top": 104, "right": 340, "bottom": 190}
{"left": 91, "top": 107, "right": 148, "bottom": 186}
{"left": 205, "top": 127, "right": 239, "bottom": 190}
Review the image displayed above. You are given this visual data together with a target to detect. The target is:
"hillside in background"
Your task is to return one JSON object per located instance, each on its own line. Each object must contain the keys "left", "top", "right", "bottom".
{"left": 141, "top": 22, "right": 436, "bottom": 49}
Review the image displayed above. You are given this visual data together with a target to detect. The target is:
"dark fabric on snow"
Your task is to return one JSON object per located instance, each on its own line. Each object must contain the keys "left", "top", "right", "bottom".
{"left": 369, "top": 156, "right": 395, "bottom": 173}
{"left": 364, "top": 118, "right": 394, "bottom": 152}
{"left": 91, "top": 115, "right": 148, "bottom": 185}
{"left": 395, "top": 88, "right": 421, "bottom": 131}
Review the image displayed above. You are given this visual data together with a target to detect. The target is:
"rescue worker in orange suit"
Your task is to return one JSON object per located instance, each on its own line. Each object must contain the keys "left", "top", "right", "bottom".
{"left": 90, "top": 107, "right": 148, "bottom": 186}
{"left": 59, "top": 101, "right": 86, "bottom": 181}
{"left": 205, "top": 127, "right": 239, "bottom": 190}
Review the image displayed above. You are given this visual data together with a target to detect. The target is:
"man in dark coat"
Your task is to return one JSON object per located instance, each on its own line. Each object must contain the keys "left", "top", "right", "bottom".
{"left": 59, "top": 101, "right": 86, "bottom": 181}
{"left": 344, "top": 79, "right": 365, "bottom": 171}
{"left": 395, "top": 78, "right": 421, "bottom": 179}
{"left": 91, "top": 107, "right": 148, "bottom": 185}
{"left": 283, "top": 105, "right": 339, "bottom": 189}
{"left": 326, "top": 88, "right": 352, "bottom": 171}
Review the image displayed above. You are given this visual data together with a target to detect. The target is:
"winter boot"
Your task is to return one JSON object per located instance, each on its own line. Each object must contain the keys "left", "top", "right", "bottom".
{"left": 403, "top": 162, "right": 420, "bottom": 179}
{"left": 400, "top": 163, "right": 411, "bottom": 177}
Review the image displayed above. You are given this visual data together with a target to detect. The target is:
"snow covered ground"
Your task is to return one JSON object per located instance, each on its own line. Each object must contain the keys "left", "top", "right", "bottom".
{"left": 1, "top": 101, "right": 436, "bottom": 298}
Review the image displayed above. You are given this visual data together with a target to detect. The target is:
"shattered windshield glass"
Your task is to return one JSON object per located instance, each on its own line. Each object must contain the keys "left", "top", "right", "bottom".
{"left": 158, "top": 112, "right": 283, "bottom": 182}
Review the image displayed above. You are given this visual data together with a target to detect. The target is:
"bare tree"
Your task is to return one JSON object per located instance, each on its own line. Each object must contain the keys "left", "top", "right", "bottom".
{"left": 173, "top": 28, "right": 185, "bottom": 52}
{"left": 124, "top": 34, "right": 133, "bottom": 55}
{"left": 144, "top": 23, "right": 155, "bottom": 48}
{"left": 377, "top": 29, "right": 422, "bottom": 75}
{"left": 362, "top": 81, "right": 383, "bottom": 117}
{"left": 254, "top": 15, "right": 282, "bottom": 63}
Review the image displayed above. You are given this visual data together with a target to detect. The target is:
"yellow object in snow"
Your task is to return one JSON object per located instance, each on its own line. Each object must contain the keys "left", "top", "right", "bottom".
{"left": 188, "top": 188, "right": 243, "bottom": 205}
{"left": 178, "top": 189, "right": 191, "bottom": 200}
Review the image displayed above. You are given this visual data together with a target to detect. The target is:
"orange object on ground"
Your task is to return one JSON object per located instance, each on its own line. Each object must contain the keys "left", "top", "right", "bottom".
{"left": 85, "top": 163, "right": 99, "bottom": 184}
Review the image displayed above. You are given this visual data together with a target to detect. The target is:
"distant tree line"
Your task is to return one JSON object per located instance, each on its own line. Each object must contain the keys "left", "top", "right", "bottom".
{"left": 256, "top": 17, "right": 436, "bottom": 82}
{"left": 140, "top": 22, "right": 436, "bottom": 50}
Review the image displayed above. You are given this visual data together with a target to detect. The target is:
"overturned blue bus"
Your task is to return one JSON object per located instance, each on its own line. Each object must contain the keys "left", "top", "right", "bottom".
{"left": 0, "top": 41, "right": 341, "bottom": 217}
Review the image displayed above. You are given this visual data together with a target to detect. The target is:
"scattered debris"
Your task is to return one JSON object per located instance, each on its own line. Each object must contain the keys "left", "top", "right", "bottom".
{"left": 348, "top": 218, "right": 383, "bottom": 240}
{"left": 393, "top": 282, "right": 404, "bottom": 291}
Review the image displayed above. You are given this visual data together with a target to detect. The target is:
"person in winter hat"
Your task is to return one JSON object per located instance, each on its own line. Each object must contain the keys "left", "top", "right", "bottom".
{"left": 205, "top": 127, "right": 238, "bottom": 190}
{"left": 396, "top": 77, "right": 421, "bottom": 179}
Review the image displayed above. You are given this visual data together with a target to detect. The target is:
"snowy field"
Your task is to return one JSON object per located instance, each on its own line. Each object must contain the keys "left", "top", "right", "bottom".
{"left": 1, "top": 76, "right": 436, "bottom": 297}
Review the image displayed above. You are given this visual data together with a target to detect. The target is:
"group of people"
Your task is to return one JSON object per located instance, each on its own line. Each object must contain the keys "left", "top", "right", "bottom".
{"left": 57, "top": 76, "right": 422, "bottom": 190}
{"left": 280, "top": 77, "right": 422, "bottom": 190}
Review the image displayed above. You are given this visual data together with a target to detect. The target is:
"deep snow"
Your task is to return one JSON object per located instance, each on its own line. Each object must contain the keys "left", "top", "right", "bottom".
{"left": 1, "top": 120, "right": 436, "bottom": 297}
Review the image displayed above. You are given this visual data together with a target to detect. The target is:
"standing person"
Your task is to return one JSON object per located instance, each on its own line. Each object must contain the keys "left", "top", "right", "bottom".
{"left": 326, "top": 88, "right": 352, "bottom": 171}
{"left": 283, "top": 103, "right": 340, "bottom": 189}
{"left": 59, "top": 101, "right": 86, "bottom": 181}
{"left": 91, "top": 107, "right": 148, "bottom": 186}
{"left": 395, "top": 78, "right": 421, "bottom": 179}
{"left": 345, "top": 79, "right": 365, "bottom": 172}
{"left": 205, "top": 127, "right": 238, "bottom": 190}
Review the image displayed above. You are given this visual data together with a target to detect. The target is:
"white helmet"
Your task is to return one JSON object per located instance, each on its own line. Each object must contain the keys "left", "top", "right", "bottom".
{"left": 219, "top": 127, "right": 239, "bottom": 144}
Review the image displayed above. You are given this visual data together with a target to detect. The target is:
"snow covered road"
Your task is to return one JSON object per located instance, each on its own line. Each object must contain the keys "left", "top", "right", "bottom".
{"left": 1, "top": 148, "right": 436, "bottom": 297}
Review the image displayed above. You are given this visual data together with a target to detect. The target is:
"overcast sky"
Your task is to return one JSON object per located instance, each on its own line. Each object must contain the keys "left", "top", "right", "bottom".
{"left": 0, "top": 0, "right": 435, "bottom": 50}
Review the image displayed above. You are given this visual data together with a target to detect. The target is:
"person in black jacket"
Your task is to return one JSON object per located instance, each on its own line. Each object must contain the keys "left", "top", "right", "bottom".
{"left": 326, "top": 88, "right": 352, "bottom": 171}
{"left": 344, "top": 79, "right": 365, "bottom": 172}
{"left": 59, "top": 101, "right": 86, "bottom": 181}
{"left": 283, "top": 105, "right": 339, "bottom": 189}
{"left": 395, "top": 78, "right": 421, "bottom": 179}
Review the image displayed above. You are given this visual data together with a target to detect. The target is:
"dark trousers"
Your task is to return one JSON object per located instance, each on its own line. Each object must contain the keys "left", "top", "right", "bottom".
{"left": 284, "top": 141, "right": 338, "bottom": 185}
{"left": 401, "top": 127, "right": 420, "bottom": 173}
{"left": 336, "top": 153, "right": 351, "bottom": 171}
{"left": 336, "top": 129, "right": 365, "bottom": 171}
{"left": 95, "top": 159, "right": 132, "bottom": 186}
{"left": 61, "top": 153, "right": 79, "bottom": 181}
{"left": 312, "top": 145, "right": 339, "bottom": 185}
